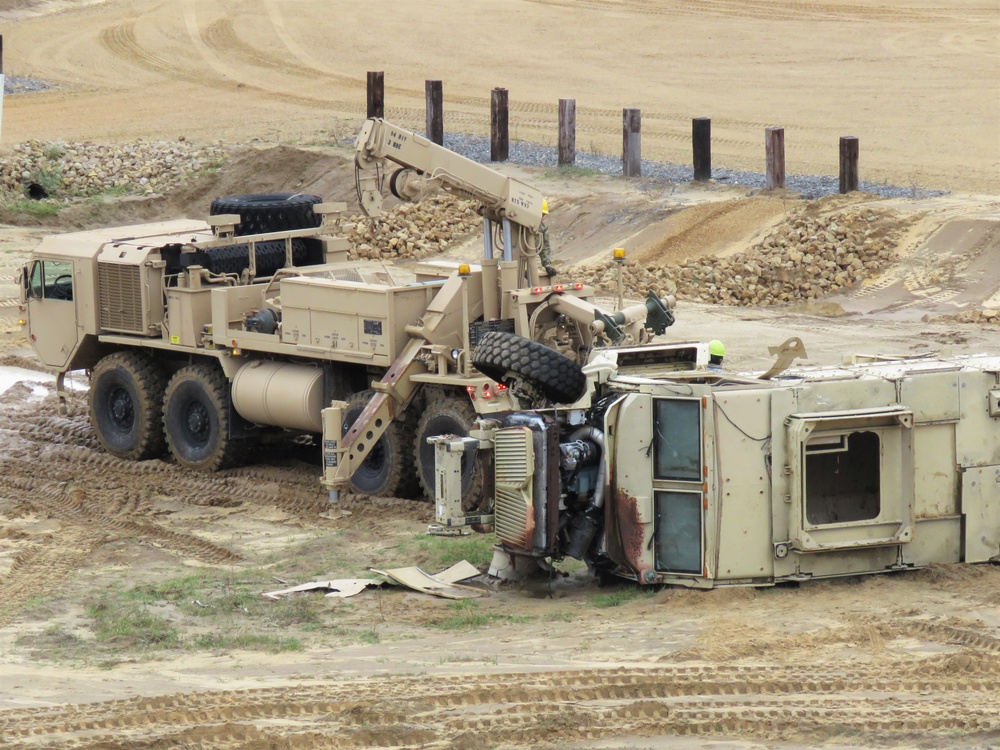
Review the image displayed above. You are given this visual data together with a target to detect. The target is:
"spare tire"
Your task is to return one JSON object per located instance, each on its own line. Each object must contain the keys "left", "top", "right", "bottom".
{"left": 209, "top": 193, "right": 323, "bottom": 236}
{"left": 472, "top": 331, "right": 587, "bottom": 404}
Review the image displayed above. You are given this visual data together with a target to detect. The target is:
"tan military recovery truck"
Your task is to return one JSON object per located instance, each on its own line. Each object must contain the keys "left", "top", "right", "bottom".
{"left": 432, "top": 340, "right": 1000, "bottom": 585}
{"left": 18, "top": 119, "right": 675, "bottom": 505}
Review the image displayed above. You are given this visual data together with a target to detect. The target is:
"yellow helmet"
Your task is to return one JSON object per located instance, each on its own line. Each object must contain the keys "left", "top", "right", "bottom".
{"left": 541, "top": 199, "right": 549, "bottom": 215}
{"left": 709, "top": 340, "right": 726, "bottom": 357}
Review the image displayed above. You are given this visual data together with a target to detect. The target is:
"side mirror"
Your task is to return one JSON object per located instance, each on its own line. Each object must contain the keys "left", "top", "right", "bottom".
{"left": 16, "top": 264, "right": 27, "bottom": 302}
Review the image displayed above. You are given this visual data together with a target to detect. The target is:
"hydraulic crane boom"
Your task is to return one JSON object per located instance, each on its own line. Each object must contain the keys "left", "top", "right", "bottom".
{"left": 354, "top": 118, "right": 545, "bottom": 249}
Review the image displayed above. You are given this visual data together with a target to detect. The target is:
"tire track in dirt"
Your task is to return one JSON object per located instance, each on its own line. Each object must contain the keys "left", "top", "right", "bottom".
{"left": 0, "top": 662, "right": 997, "bottom": 747}
{"left": 202, "top": 15, "right": 322, "bottom": 80}
{"left": 0, "top": 528, "right": 103, "bottom": 629}
{"left": 0, "top": 473, "right": 243, "bottom": 565}
{"left": 98, "top": 17, "right": 331, "bottom": 109}
{"left": 521, "top": 0, "right": 962, "bottom": 24}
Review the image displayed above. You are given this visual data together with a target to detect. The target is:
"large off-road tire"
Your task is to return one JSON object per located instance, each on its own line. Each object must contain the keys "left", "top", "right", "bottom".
{"left": 209, "top": 193, "right": 323, "bottom": 237}
{"left": 163, "top": 364, "right": 242, "bottom": 472}
{"left": 472, "top": 331, "right": 587, "bottom": 404}
{"left": 415, "top": 395, "right": 486, "bottom": 510}
{"left": 342, "top": 390, "right": 420, "bottom": 498}
{"left": 89, "top": 351, "right": 167, "bottom": 461}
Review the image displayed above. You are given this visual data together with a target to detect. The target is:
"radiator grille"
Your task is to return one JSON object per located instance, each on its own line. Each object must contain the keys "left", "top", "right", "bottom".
{"left": 99, "top": 263, "right": 145, "bottom": 334}
{"left": 494, "top": 427, "right": 534, "bottom": 549}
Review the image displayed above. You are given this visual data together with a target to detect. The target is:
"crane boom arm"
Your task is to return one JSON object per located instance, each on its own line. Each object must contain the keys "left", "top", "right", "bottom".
{"left": 354, "top": 118, "right": 544, "bottom": 230}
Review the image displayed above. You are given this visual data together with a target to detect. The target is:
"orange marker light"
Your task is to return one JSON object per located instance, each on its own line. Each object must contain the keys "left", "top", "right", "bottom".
{"left": 573, "top": 283, "right": 584, "bottom": 290}
{"left": 532, "top": 287, "right": 544, "bottom": 295}
{"left": 553, "top": 284, "right": 564, "bottom": 293}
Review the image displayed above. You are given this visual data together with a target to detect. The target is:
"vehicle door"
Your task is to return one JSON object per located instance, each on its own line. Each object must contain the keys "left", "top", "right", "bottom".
{"left": 23, "top": 257, "right": 80, "bottom": 370}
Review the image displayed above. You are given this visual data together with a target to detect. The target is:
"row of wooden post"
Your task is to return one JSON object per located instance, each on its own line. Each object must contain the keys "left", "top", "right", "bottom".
{"left": 366, "top": 71, "right": 861, "bottom": 194}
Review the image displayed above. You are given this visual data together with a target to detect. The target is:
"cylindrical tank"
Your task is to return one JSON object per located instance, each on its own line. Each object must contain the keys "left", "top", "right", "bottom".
{"left": 231, "top": 361, "right": 323, "bottom": 432}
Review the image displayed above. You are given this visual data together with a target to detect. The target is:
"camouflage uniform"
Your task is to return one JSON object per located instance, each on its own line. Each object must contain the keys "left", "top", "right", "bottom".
{"left": 538, "top": 221, "right": 555, "bottom": 274}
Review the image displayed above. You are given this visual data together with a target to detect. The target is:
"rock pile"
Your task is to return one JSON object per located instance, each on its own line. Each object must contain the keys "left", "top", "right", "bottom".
{"left": 341, "top": 196, "right": 481, "bottom": 260}
{"left": 0, "top": 140, "right": 230, "bottom": 198}
{"left": 933, "top": 309, "right": 1000, "bottom": 326}
{"left": 585, "top": 207, "right": 907, "bottom": 306}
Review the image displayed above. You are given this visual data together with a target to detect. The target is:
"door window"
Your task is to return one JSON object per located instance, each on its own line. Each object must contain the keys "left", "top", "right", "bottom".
{"left": 28, "top": 260, "right": 74, "bottom": 301}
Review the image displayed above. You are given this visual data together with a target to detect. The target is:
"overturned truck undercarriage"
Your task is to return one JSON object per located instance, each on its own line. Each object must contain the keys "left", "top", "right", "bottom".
{"left": 434, "top": 342, "right": 1000, "bottom": 587}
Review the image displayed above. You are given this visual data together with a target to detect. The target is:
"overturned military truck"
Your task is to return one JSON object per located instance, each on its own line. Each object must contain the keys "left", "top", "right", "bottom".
{"left": 431, "top": 341, "right": 1000, "bottom": 586}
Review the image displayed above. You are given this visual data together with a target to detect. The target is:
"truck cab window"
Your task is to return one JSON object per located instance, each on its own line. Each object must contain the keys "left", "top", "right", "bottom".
{"left": 653, "top": 399, "right": 701, "bottom": 481}
{"left": 805, "top": 430, "right": 881, "bottom": 525}
{"left": 30, "top": 260, "right": 74, "bottom": 301}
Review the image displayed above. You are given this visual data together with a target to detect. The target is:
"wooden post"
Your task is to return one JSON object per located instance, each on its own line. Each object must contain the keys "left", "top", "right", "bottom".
{"left": 491, "top": 87, "right": 509, "bottom": 162}
{"left": 0, "top": 35, "right": 5, "bottom": 147}
{"left": 558, "top": 98, "right": 576, "bottom": 166}
{"left": 623, "top": 108, "right": 641, "bottom": 178}
{"left": 366, "top": 71, "right": 384, "bottom": 119}
{"left": 425, "top": 79, "right": 443, "bottom": 145}
{"left": 765, "top": 127, "right": 785, "bottom": 190}
{"left": 840, "top": 136, "right": 859, "bottom": 194}
{"left": 692, "top": 117, "right": 711, "bottom": 182}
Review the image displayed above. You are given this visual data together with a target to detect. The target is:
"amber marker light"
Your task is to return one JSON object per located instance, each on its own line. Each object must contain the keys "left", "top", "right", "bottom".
{"left": 613, "top": 247, "right": 626, "bottom": 260}
{"left": 458, "top": 264, "right": 471, "bottom": 276}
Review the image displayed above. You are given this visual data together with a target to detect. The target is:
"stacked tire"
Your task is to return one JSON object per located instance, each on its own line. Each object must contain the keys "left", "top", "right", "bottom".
{"left": 209, "top": 193, "right": 323, "bottom": 236}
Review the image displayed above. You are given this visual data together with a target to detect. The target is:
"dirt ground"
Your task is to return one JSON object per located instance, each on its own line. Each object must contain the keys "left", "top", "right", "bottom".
{"left": 1, "top": 1, "right": 1000, "bottom": 749}
{"left": 1, "top": 0, "right": 999, "bottom": 194}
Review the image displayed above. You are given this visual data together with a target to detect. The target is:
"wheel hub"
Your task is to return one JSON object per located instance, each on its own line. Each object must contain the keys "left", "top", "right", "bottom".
{"left": 109, "top": 387, "right": 134, "bottom": 429}
{"left": 185, "top": 403, "right": 210, "bottom": 444}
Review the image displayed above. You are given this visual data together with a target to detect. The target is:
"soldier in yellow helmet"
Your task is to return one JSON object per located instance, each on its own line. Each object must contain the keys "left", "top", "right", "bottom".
{"left": 538, "top": 199, "right": 557, "bottom": 278}
{"left": 708, "top": 340, "right": 726, "bottom": 371}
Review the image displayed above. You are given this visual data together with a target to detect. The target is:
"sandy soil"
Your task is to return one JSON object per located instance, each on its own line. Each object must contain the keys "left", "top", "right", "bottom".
{"left": 0, "top": 1, "right": 999, "bottom": 748}
{"left": 0, "top": 150, "right": 999, "bottom": 748}
{"left": 1, "top": 0, "right": 998, "bottom": 193}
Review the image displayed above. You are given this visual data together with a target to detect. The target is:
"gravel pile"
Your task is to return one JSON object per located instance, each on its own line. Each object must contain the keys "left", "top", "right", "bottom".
{"left": 584, "top": 207, "right": 906, "bottom": 306}
{"left": 0, "top": 140, "right": 230, "bottom": 198}
{"left": 3, "top": 76, "right": 54, "bottom": 95}
{"left": 341, "top": 196, "right": 481, "bottom": 260}
{"left": 442, "top": 133, "right": 947, "bottom": 201}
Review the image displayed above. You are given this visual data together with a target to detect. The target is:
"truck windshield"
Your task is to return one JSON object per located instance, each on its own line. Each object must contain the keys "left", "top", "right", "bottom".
{"left": 28, "top": 260, "right": 74, "bottom": 301}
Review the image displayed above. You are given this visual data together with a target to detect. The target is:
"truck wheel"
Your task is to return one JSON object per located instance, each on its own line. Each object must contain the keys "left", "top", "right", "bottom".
{"left": 89, "top": 351, "right": 167, "bottom": 461}
{"left": 163, "top": 364, "right": 242, "bottom": 472}
{"left": 472, "top": 331, "right": 587, "bottom": 404}
{"left": 342, "top": 390, "right": 419, "bottom": 498}
{"left": 209, "top": 193, "right": 323, "bottom": 237}
{"left": 415, "top": 396, "right": 486, "bottom": 510}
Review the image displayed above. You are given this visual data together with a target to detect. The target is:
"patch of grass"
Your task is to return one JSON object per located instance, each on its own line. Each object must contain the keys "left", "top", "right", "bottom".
{"left": 86, "top": 597, "right": 180, "bottom": 651}
{"left": 191, "top": 632, "right": 303, "bottom": 653}
{"left": 1, "top": 198, "right": 60, "bottom": 217}
{"left": 413, "top": 533, "right": 495, "bottom": 571}
{"left": 542, "top": 164, "right": 601, "bottom": 179}
{"left": 359, "top": 629, "right": 381, "bottom": 645}
{"left": 28, "top": 165, "right": 62, "bottom": 195}
{"left": 15, "top": 625, "right": 86, "bottom": 662}
{"left": 545, "top": 612, "right": 577, "bottom": 622}
{"left": 128, "top": 570, "right": 322, "bottom": 627}
{"left": 586, "top": 587, "right": 653, "bottom": 608}
{"left": 431, "top": 599, "right": 534, "bottom": 630}
{"left": 91, "top": 184, "right": 135, "bottom": 201}
{"left": 43, "top": 142, "right": 66, "bottom": 160}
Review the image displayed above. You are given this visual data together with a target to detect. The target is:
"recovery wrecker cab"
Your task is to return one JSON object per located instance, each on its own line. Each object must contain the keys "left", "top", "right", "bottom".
{"left": 17, "top": 119, "right": 676, "bottom": 508}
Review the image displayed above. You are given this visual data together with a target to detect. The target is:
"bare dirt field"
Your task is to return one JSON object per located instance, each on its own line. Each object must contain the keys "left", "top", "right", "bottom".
{"left": 0, "top": 1, "right": 1000, "bottom": 749}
